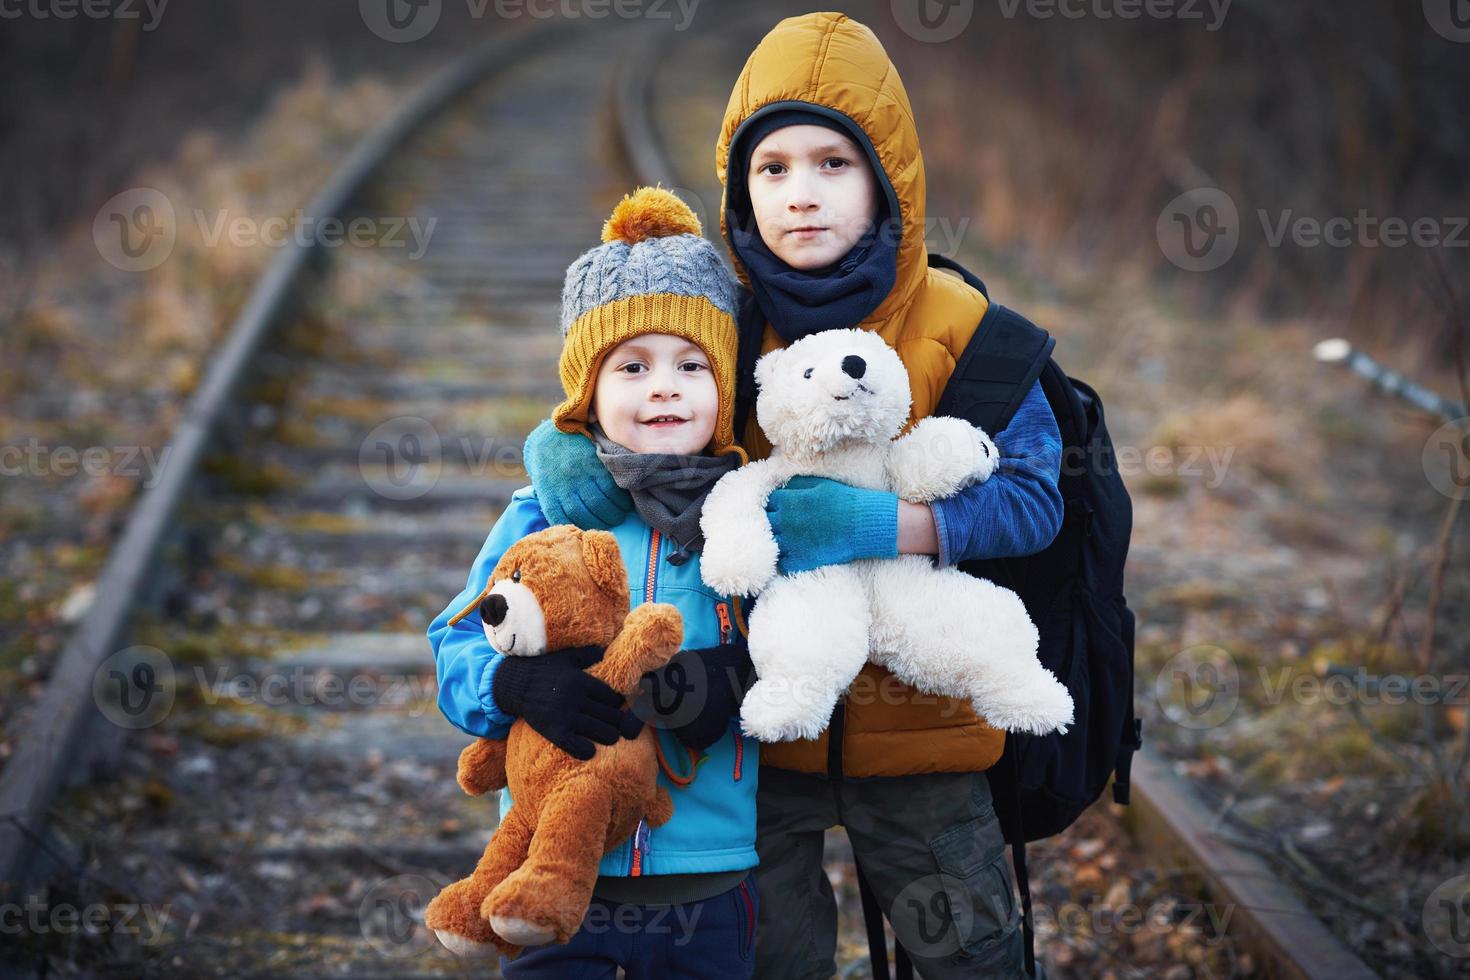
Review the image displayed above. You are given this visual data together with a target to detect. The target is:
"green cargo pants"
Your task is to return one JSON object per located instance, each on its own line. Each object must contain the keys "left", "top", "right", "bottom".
{"left": 753, "top": 765, "right": 1027, "bottom": 979}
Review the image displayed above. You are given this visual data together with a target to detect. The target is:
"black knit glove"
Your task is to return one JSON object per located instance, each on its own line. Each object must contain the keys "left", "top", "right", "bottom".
{"left": 633, "top": 643, "right": 755, "bottom": 750}
{"left": 491, "top": 645, "right": 643, "bottom": 761}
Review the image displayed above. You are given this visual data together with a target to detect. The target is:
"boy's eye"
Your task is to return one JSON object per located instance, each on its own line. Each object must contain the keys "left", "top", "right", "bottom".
{"left": 620, "top": 363, "right": 645, "bottom": 374}
{"left": 681, "top": 361, "right": 708, "bottom": 372}
{"left": 758, "top": 163, "right": 785, "bottom": 176}
{"left": 803, "top": 367, "right": 814, "bottom": 379}
{"left": 823, "top": 158, "right": 849, "bottom": 170}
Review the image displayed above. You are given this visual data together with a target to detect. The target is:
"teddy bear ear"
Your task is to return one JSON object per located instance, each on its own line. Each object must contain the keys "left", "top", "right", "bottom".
{"left": 753, "top": 347, "right": 784, "bottom": 391}
{"left": 581, "top": 530, "right": 630, "bottom": 602}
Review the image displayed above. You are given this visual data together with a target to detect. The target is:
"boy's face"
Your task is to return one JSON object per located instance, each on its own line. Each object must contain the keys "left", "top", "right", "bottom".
{"left": 589, "top": 333, "right": 719, "bottom": 455}
{"left": 745, "top": 124, "right": 880, "bottom": 271}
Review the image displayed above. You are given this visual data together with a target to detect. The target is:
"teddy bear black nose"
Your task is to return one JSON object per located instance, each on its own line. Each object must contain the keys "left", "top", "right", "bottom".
{"left": 841, "top": 355, "right": 866, "bottom": 379}
{"left": 480, "top": 593, "right": 508, "bottom": 627}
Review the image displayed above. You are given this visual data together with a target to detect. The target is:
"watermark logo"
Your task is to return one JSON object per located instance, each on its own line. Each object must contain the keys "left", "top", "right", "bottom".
{"left": 889, "top": 874, "right": 971, "bottom": 956}
{"left": 1157, "top": 188, "right": 1239, "bottom": 272}
{"left": 92, "top": 646, "right": 176, "bottom": 730}
{"left": 630, "top": 653, "right": 707, "bottom": 731}
{"left": 491, "top": 0, "right": 701, "bottom": 29}
{"left": 360, "top": 0, "right": 700, "bottom": 40}
{"left": 1424, "top": 0, "right": 1470, "bottom": 43}
{"left": 95, "top": 189, "right": 436, "bottom": 269}
{"left": 1031, "top": 893, "right": 1235, "bottom": 944}
{"left": 0, "top": 0, "right": 169, "bottom": 31}
{"left": 1423, "top": 417, "right": 1470, "bottom": 500}
{"left": 94, "top": 188, "right": 176, "bottom": 272}
{"left": 1257, "top": 666, "right": 1467, "bottom": 708}
{"left": 1258, "top": 210, "right": 1468, "bottom": 250}
{"left": 359, "top": 416, "right": 443, "bottom": 501}
{"left": 1160, "top": 190, "right": 1467, "bottom": 272}
{"left": 582, "top": 900, "right": 704, "bottom": 942}
{"left": 0, "top": 898, "right": 173, "bottom": 946}
{"left": 890, "top": 0, "right": 975, "bottom": 43}
{"left": 0, "top": 439, "right": 173, "bottom": 487}
{"left": 193, "top": 665, "right": 436, "bottom": 715}
{"left": 1154, "top": 644, "right": 1239, "bottom": 729}
{"left": 193, "top": 209, "right": 436, "bottom": 258}
{"left": 1423, "top": 874, "right": 1470, "bottom": 958}
{"left": 360, "top": 0, "right": 441, "bottom": 42}
{"left": 995, "top": 0, "right": 1230, "bottom": 31}
{"left": 359, "top": 873, "right": 445, "bottom": 957}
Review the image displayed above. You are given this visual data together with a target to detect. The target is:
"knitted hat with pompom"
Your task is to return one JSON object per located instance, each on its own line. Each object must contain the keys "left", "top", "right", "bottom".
{"left": 552, "top": 186, "right": 746, "bottom": 462}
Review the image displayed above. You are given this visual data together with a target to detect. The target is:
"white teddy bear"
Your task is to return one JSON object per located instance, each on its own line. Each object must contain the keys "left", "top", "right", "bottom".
{"left": 700, "top": 328, "right": 1074, "bottom": 742}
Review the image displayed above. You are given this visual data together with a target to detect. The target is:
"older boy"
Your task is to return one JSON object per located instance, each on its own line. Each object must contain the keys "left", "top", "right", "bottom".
{"left": 524, "top": 13, "right": 1061, "bottom": 979}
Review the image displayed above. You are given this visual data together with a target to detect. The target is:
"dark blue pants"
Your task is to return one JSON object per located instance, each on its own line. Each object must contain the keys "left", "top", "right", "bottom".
{"left": 500, "top": 873, "right": 758, "bottom": 980}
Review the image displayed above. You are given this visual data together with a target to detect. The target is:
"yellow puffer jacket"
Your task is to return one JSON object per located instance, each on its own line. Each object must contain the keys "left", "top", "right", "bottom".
{"left": 715, "top": 11, "right": 1006, "bottom": 778}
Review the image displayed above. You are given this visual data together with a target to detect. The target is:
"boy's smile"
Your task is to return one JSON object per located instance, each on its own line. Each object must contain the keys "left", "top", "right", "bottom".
{"left": 589, "top": 333, "right": 719, "bottom": 455}
{"left": 746, "top": 124, "right": 880, "bottom": 270}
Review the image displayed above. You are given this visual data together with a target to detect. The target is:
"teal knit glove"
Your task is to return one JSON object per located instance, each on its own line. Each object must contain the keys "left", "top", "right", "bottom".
{"left": 764, "top": 476, "right": 899, "bottom": 574}
{"left": 523, "top": 418, "right": 634, "bottom": 530}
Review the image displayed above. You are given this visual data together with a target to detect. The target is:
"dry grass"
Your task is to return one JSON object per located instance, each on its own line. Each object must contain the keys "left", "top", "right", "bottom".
{"left": 0, "top": 64, "right": 400, "bottom": 768}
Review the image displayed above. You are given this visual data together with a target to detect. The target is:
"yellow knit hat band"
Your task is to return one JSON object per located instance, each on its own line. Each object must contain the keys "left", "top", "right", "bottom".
{"left": 552, "top": 293, "right": 747, "bottom": 464}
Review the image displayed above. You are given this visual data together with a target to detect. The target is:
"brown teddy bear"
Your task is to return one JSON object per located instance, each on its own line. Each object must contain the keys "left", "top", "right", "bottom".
{"left": 423, "top": 525, "right": 683, "bottom": 959}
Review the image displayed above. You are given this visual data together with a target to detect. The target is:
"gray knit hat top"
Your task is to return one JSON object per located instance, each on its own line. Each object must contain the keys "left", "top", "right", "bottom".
{"left": 558, "top": 187, "right": 738, "bottom": 336}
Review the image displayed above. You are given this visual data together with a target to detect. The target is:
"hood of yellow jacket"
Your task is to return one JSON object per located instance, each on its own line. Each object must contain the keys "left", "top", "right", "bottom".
{"left": 716, "top": 11, "right": 926, "bottom": 326}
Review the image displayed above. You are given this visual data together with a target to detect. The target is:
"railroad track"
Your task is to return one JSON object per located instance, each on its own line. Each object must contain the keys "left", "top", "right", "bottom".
{"left": 0, "top": 9, "right": 1381, "bottom": 980}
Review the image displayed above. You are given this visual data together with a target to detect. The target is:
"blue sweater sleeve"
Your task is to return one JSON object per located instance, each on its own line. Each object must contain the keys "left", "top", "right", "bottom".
{"left": 929, "top": 380, "right": 1064, "bottom": 565}
{"left": 427, "top": 489, "right": 550, "bottom": 738}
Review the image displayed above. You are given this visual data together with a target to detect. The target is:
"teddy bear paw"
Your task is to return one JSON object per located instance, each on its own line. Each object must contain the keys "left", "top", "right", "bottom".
{"left": 976, "top": 670, "right": 1075, "bottom": 735}
{"left": 488, "top": 915, "right": 558, "bottom": 948}
{"left": 739, "top": 679, "right": 833, "bottom": 742}
{"left": 700, "top": 536, "right": 778, "bottom": 596}
{"left": 624, "top": 602, "right": 684, "bottom": 652}
{"left": 432, "top": 929, "right": 502, "bottom": 959}
{"left": 894, "top": 417, "right": 1000, "bottom": 501}
{"left": 425, "top": 883, "right": 508, "bottom": 958}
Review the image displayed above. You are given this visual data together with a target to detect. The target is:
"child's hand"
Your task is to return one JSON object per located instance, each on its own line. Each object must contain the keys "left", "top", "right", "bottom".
{"left": 524, "top": 419, "right": 634, "bottom": 529}
{"left": 634, "top": 644, "right": 755, "bottom": 750}
{"left": 491, "top": 646, "right": 643, "bottom": 760}
{"left": 765, "top": 476, "right": 899, "bottom": 574}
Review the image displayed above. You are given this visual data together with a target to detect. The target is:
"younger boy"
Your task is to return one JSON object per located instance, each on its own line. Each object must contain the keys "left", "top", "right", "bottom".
{"left": 522, "top": 12, "right": 1063, "bottom": 979}
{"left": 428, "top": 187, "right": 761, "bottom": 978}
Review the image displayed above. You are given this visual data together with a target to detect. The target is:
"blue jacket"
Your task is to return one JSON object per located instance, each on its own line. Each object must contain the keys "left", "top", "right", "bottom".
{"left": 428, "top": 486, "right": 759, "bottom": 878}
{"left": 930, "top": 379, "right": 1064, "bottom": 566}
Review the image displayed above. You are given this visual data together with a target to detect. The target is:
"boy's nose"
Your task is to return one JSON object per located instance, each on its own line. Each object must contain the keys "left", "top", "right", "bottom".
{"left": 841, "top": 355, "right": 866, "bottom": 379}
{"left": 480, "top": 593, "right": 508, "bottom": 627}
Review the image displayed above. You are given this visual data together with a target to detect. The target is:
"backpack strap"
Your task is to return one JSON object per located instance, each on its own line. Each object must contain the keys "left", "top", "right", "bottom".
{"left": 1007, "top": 745, "right": 1039, "bottom": 977}
{"left": 935, "top": 302, "right": 1056, "bottom": 435}
{"left": 857, "top": 854, "right": 915, "bottom": 980}
{"left": 927, "top": 252, "right": 989, "bottom": 298}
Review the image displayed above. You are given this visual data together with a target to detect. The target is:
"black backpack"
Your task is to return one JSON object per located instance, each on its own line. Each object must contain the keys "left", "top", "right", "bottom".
{"left": 920, "top": 253, "right": 1143, "bottom": 978}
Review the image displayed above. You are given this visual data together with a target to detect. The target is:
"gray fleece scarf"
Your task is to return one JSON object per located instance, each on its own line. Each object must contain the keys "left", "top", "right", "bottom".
{"left": 588, "top": 422, "right": 741, "bottom": 565}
